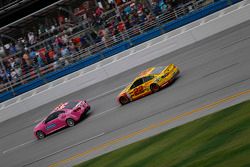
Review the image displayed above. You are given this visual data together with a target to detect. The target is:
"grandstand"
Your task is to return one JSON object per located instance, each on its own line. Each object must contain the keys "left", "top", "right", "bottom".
{"left": 0, "top": 0, "right": 234, "bottom": 102}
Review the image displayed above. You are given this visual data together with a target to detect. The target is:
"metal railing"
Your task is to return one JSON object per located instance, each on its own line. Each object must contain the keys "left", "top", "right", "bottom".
{"left": 0, "top": 0, "right": 25, "bottom": 12}
{"left": 0, "top": 0, "right": 214, "bottom": 94}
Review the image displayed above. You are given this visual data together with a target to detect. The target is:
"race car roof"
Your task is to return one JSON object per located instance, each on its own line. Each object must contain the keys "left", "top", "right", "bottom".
{"left": 138, "top": 67, "right": 155, "bottom": 77}
{"left": 138, "top": 66, "right": 166, "bottom": 77}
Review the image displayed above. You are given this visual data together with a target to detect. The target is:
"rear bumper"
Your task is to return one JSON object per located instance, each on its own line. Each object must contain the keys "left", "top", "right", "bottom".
{"left": 85, "top": 105, "right": 91, "bottom": 112}
{"left": 84, "top": 104, "right": 91, "bottom": 114}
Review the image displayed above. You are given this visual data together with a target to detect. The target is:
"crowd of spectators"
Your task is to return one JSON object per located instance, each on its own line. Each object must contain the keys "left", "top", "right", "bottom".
{"left": 0, "top": 0, "right": 199, "bottom": 91}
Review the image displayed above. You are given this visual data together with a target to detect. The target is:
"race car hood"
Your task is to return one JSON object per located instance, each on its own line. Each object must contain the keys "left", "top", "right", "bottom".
{"left": 119, "top": 83, "right": 132, "bottom": 96}
{"left": 34, "top": 119, "right": 46, "bottom": 131}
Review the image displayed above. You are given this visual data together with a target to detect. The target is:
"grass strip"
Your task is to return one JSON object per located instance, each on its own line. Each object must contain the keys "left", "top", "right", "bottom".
{"left": 75, "top": 100, "right": 250, "bottom": 167}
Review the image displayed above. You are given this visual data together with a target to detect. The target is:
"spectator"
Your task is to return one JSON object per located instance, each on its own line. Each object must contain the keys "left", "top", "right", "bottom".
{"left": 96, "top": 6, "right": 104, "bottom": 17}
{"left": 14, "top": 56, "right": 22, "bottom": 67}
{"left": 80, "top": 35, "right": 88, "bottom": 48}
{"left": 8, "top": 57, "right": 15, "bottom": 69}
{"left": 37, "top": 53, "right": 44, "bottom": 67}
{"left": 29, "top": 49, "right": 37, "bottom": 62}
{"left": 45, "top": 51, "right": 52, "bottom": 64}
{"left": 9, "top": 43, "right": 17, "bottom": 55}
{"left": 124, "top": 4, "right": 132, "bottom": 15}
{"left": 61, "top": 46, "right": 70, "bottom": 65}
{"left": 117, "top": 20, "right": 126, "bottom": 32}
{"left": 55, "top": 35, "right": 64, "bottom": 48}
{"left": 61, "top": 46, "right": 70, "bottom": 58}
{"left": 21, "top": 58, "right": 28, "bottom": 75}
{"left": 14, "top": 63, "right": 22, "bottom": 77}
{"left": 0, "top": 69, "right": 5, "bottom": 82}
{"left": 23, "top": 52, "right": 31, "bottom": 67}
{"left": 62, "top": 33, "right": 69, "bottom": 44}
{"left": 10, "top": 69, "right": 18, "bottom": 81}
{"left": 28, "top": 32, "right": 36, "bottom": 45}
{"left": 68, "top": 41, "right": 78, "bottom": 53}
{"left": 159, "top": 0, "right": 168, "bottom": 12}
{"left": 48, "top": 49, "right": 55, "bottom": 62}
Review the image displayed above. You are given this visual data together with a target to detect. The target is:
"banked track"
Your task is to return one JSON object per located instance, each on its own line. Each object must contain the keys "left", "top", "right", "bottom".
{"left": 0, "top": 21, "right": 250, "bottom": 167}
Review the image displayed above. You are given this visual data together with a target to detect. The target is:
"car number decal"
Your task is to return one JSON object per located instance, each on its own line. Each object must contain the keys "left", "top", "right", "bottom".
{"left": 134, "top": 86, "right": 144, "bottom": 96}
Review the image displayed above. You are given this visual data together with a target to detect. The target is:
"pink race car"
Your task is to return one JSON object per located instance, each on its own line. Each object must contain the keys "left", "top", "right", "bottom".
{"left": 34, "top": 100, "right": 90, "bottom": 139}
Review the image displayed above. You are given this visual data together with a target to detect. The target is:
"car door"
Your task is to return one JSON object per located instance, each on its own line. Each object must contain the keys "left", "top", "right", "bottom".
{"left": 129, "top": 78, "right": 145, "bottom": 100}
{"left": 44, "top": 111, "right": 64, "bottom": 134}
{"left": 142, "top": 75, "right": 155, "bottom": 92}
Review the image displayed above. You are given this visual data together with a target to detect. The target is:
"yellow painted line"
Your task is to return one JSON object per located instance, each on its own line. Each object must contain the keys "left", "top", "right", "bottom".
{"left": 49, "top": 89, "right": 250, "bottom": 167}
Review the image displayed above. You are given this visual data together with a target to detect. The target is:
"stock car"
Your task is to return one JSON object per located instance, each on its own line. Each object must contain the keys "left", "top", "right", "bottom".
{"left": 33, "top": 100, "right": 90, "bottom": 139}
{"left": 117, "top": 64, "right": 180, "bottom": 105}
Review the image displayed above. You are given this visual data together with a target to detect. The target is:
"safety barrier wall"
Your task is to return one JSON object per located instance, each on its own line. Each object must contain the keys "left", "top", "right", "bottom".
{"left": 0, "top": 0, "right": 242, "bottom": 103}
{"left": 0, "top": 0, "right": 249, "bottom": 122}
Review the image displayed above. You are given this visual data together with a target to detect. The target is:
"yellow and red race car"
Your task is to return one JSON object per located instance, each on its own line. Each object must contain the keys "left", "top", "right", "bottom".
{"left": 117, "top": 64, "right": 180, "bottom": 105}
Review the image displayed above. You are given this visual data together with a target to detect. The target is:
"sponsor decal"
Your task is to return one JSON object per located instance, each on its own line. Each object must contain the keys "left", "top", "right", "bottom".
{"left": 46, "top": 123, "right": 56, "bottom": 130}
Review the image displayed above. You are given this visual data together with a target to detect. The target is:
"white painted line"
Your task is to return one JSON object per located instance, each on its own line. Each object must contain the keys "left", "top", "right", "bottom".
{"left": 90, "top": 106, "right": 119, "bottom": 120}
{"left": 87, "top": 83, "right": 129, "bottom": 102}
{"left": 3, "top": 139, "right": 35, "bottom": 154}
{"left": 27, "top": 133, "right": 105, "bottom": 163}
{"left": 34, "top": 118, "right": 43, "bottom": 123}
{"left": 53, "top": 132, "right": 105, "bottom": 152}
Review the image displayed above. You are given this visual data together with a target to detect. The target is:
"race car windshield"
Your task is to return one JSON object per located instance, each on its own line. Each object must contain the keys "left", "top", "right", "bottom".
{"left": 64, "top": 101, "right": 79, "bottom": 109}
{"left": 151, "top": 66, "right": 165, "bottom": 74}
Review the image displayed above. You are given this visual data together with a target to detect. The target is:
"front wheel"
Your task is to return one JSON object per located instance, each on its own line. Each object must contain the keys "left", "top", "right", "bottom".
{"left": 66, "top": 118, "right": 75, "bottom": 127}
{"left": 36, "top": 131, "right": 45, "bottom": 140}
{"left": 150, "top": 83, "right": 160, "bottom": 93}
{"left": 119, "top": 96, "right": 129, "bottom": 105}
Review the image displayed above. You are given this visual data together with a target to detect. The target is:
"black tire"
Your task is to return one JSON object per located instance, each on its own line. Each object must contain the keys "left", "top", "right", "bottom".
{"left": 36, "top": 131, "right": 45, "bottom": 140}
{"left": 66, "top": 118, "right": 75, "bottom": 127}
{"left": 119, "top": 96, "right": 129, "bottom": 105}
{"left": 150, "top": 83, "right": 160, "bottom": 93}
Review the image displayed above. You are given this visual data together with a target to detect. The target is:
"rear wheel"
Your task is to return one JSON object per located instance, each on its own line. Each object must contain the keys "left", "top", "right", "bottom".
{"left": 119, "top": 96, "right": 129, "bottom": 105}
{"left": 36, "top": 131, "right": 45, "bottom": 140}
{"left": 66, "top": 118, "right": 75, "bottom": 127}
{"left": 150, "top": 83, "right": 160, "bottom": 93}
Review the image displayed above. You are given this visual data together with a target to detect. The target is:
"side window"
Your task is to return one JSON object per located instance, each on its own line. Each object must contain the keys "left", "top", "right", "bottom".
{"left": 45, "top": 113, "right": 56, "bottom": 123}
{"left": 54, "top": 111, "right": 65, "bottom": 118}
{"left": 143, "top": 76, "right": 154, "bottom": 83}
{"left": 57, "top": 110, "right": 65, "bottom": 115}
{"left": 130, "top": 78, "right": 143, "bottom": 89}
{"left": 45, "top": 111, "right": 63, "bottom": 123}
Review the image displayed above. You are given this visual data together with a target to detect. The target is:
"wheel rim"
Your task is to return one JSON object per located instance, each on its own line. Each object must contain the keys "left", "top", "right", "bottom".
{"left": 120, "top": 96, "right": 128, "bottom": 105}
{"left": 37, "top": 131, "right": 44, "bottom": 139}
{"left": 67, "top": 119, "right": 74, "bottom": 127}
{"left": 152, "top": 84, "right": 159, "bottom": 92}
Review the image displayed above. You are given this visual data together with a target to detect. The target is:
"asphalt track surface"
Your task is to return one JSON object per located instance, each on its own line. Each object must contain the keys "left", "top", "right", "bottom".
{"left": 1, "top": 21, "right": 250, "bottom": 167}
